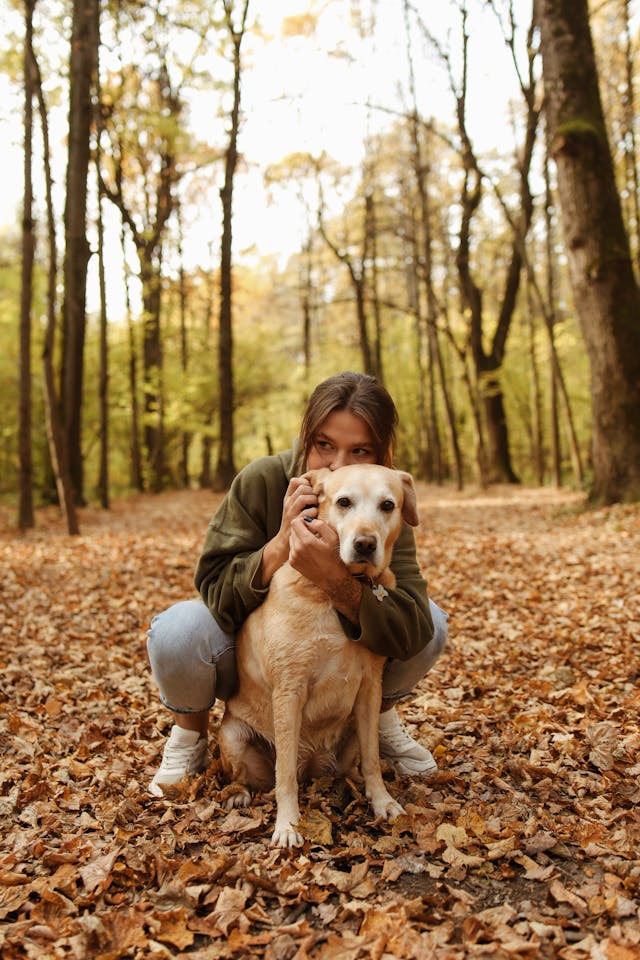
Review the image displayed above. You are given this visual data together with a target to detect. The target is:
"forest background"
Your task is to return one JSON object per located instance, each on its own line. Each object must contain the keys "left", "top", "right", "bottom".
{"left": 2, "top": 0, "right": 640, "bottom": 532}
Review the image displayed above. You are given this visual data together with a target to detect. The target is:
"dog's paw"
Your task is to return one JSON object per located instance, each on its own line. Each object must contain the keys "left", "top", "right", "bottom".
{"left": 222, "top": 785, "right": 251, "bottom": 811}
{"left": 271, "top": 821, "right": 304, "bottom": 848}
{"left": 373, "top": 795, "right": 405, "bottom": 822}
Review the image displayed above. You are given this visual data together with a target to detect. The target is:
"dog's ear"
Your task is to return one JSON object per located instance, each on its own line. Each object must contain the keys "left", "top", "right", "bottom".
{"left": 304, "top": 467, "right": 331, "bottom": 497}
{"left": 396, "top": 471, "right": 419, "bottom": 526}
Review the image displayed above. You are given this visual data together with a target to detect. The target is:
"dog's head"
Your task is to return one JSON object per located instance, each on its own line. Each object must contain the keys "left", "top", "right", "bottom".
{"left": 305, "top": 464, "right": 419, "bottom": 579}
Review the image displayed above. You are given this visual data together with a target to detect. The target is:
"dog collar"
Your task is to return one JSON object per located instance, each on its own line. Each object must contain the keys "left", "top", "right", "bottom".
{"left": 353, "top": 574, "right": 389, "bottom": 602}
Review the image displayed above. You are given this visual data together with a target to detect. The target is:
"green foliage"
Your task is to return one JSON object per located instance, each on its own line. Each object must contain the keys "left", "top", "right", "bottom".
{"left": 6, "top": 0, "right": 629, "bottom": 509}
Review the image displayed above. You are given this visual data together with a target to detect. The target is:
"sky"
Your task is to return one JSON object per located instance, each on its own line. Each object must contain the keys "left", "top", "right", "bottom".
{"left": 0, "top": 0, "right": 533, "bottom": 312}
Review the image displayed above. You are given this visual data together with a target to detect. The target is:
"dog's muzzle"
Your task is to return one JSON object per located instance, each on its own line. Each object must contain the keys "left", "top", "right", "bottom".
{"left": 352, "top": 534, "right": 378, "bottom": 560}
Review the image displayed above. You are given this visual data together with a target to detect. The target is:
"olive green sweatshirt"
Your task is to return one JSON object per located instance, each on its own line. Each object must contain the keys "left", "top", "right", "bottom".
{"left": 194, "top": 448, "right": 434, "bottom": 662}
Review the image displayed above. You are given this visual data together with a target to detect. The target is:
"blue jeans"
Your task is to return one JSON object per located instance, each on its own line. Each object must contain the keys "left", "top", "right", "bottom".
{"left": 147, "top": 598, "right": 448, "bottom": 714}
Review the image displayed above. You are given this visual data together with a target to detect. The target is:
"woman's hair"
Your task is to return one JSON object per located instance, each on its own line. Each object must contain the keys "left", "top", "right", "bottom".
{"left": 297, "top": 371, "right": 398, "bottom": 469}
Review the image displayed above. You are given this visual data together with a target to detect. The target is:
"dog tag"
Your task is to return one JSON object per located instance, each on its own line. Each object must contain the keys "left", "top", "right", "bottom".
{"left": 371, "top": 583, "right": 388, "bottom": 602}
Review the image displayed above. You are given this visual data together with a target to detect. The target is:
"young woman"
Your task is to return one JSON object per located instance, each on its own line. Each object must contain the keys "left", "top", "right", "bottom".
{"left": 147, "top": 372, "right": 448, "bottom": 795}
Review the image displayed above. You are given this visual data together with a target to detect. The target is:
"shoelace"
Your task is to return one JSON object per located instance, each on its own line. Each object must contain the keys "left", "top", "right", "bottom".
{"left": 160, "top": 742, "right": 200, "bottom": 771}
{"left": 382, "top": 727, "right": 416, "bottom": 751}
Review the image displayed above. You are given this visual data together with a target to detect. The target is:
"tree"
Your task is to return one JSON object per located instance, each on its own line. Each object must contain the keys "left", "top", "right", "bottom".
{"left": 316, "top": 158, "right": 383, "bottom": 381}
{"left": 403, "top": 0, "right": 462, "bottom": 488}
{"left": 29, "top": 11, "right": 80, "bottom": 534}
{"left": 100, "top": 59, "right": 183, "bottom": 493}
{"left": 61, "top": 0, "right": 98, "bottom": 504}
{"left": 419, "top": 1, "right": 540, "bottom": 485}
{"left": 536, "top": 0, "right": 640, "bottom": 503}
{"left": 213, "top": 0, "right": 250, "bottom": 491}
{"left": 18, "top": 0, "right": 36, "bottom": 531}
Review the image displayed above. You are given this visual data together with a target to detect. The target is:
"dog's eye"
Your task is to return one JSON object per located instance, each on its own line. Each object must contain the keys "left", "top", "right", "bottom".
{"left": 380, "top": 499, "right": 395, "bottom": 512}
{"left": 336, "top": 497, "right": 352, "bottom": 509}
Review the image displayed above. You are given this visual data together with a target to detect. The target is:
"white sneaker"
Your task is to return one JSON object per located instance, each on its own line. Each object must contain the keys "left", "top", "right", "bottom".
{"left": 379, "top": 707, "right": 437, "bottom": 777}
{"left": 149, "top": 725, "right": 209, "bottom": 797}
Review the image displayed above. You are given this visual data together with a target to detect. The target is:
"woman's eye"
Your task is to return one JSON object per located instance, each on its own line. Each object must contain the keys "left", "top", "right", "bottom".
{"left": 336, "top": 497, "right": 352, "bottom": 509}
{"left": 354, "top": 448, "right": 372, "bottom": 457}
{"left": 380, "top": 499, "right": 395, "bottom": 512}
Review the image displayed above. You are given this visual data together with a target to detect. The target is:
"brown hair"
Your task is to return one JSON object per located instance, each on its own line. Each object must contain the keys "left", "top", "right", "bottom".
{"left": 297, "top": 372, "right": 398, "bottom": 470}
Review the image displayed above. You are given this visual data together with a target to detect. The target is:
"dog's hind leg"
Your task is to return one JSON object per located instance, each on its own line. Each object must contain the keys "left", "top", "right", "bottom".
{"left": 218, "top": 714, "right": 275, "bottom": 810}
{"left": 271, "top": 690, "right": 305, "bottom": 847}
{"left": 353, "top": 678, "right": 405, "bottom": 822}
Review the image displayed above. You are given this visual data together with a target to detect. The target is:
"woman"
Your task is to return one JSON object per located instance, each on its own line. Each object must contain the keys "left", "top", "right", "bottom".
{"left": 147, "top": 372, "right": 448, "bottom": 796}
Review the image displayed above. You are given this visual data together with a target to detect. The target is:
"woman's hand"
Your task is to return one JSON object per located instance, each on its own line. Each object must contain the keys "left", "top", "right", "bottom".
{"left": 258, "top": 476, "right": 318, "bottom": 585}
{"left": 289, "top": 516, "right": 363, "bottom": 623}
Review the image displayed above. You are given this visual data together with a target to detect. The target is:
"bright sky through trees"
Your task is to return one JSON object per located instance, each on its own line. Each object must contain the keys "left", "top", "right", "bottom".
{"left": 0, "top": 0, "right": 531, "bottom": 291}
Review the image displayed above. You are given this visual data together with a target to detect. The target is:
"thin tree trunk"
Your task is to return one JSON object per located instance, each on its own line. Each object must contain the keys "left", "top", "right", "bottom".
{"left": 177, "top": 206, "right": 190, "bottom": 488}
{"left": 141, "top": 258, "right": 165, "bottom": 492}
{"left": 95, "top": 25, "right": 109, "bottom": 509}
{"left": 30, "top": 35, "right": 80, "bottom": 535}
{"left": 365, "top": 191, "right": 384, "bottom": 382}
{"left": 61, "top": 0, "right": 97, "bottom": 505}
{"left": 542, "top": 146, "right": 561, "bottom": 487}
{"left": 214, "top": 0, "right": 249, "bottom": 491}
{"left": 96, "top": 175, "right": 109, "bottom": 508}
{"left": 119, "top": 226, "right": 144, "bottom": 491}
{"left": 525, "top": 279, "right": 544, "bottom": 485}
{"left": 316, "top": 174, "right": 375, "bottom": 378}
{"left": 621, "top": 0, "right": 640, "bottom": 275}
{"left": 19, "top": 0, "right": 36, "bottom": 531}
{"left": 300, "top": 233, "right": 313, "bottom": 377}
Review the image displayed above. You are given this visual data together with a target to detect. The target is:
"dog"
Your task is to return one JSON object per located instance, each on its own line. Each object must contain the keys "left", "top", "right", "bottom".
{"left": 218, "top": 463, "right": 420, "bottom": 847}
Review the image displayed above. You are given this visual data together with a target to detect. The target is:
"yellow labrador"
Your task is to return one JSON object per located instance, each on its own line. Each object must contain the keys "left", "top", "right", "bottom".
{"left": 218, "top": 463, "right": 419, "bottom": 847}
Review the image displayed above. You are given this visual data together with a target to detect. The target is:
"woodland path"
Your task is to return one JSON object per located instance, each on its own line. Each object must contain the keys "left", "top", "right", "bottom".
{"left": 0, "top": 486, "right": 638, "bottom": 959}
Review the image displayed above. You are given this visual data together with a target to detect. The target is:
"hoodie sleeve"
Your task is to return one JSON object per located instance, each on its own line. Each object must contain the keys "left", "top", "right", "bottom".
{"left": 194, "top": 454, "right": 290, "bottom": 634}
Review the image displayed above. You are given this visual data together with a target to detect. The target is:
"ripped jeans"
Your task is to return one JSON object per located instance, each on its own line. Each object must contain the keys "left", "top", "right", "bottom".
{"left": 147, "top": 598, "right": 448, "bottom": 714}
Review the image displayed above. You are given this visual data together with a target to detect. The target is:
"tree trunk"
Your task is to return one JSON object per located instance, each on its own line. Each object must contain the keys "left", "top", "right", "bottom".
{"left": 621, "top": 0, "right": 640, "bottom": 275}
{"left": 96, "top": 173, "right": 109, "bottom": 508}
{"left": 525, "top": 282, "right": 544, "bottom": 486}
{"left": 95, "top": 24, "right": 109, "bottom": 510}
{"left": 177, "top": 206, "right": 190, "bottom": 488}
{"left": 30, "top": 34, "right": 80, "bottom": 535}
{"left": 214, "top": 0, "right": 249, "bottom": 491}
{"left": 141, "top": 259, "right": 165, "bottom": 493}
{"left": 61, "top": 0, "right": 97, "bottom": 505}
{"left": 365, "top": 191, "right": 384, "bottom": 382}
{"left": 537, "top": 0, "right": 640, "bottom": 503}
{"left": 121, "top": 226, "right": 144, "bottom": 492}
{"left": 19, "top": 0, "right": 36, "bottom": 531}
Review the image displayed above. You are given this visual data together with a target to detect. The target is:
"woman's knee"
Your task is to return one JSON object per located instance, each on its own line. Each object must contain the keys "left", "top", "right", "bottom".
{"left": 429, "top": 599, "right": 449, "bottom": 658}
{"left": 147, "top": 599, "right": 217, "bottom": 666}
{"left": 381, "top": 599, "right": 449, "bottom": 702}
{"left": 147, "top": 599, "right": 236, "bottom": 711}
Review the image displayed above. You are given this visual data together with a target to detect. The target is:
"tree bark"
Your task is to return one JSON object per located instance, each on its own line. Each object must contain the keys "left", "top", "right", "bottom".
{"left": 120, "top": 226, "right": 144, "bottom": 492}
{"left": 95, "top": 14, "right": 109, "bottom": 510}
{"left": 61, "top": 0, "right": 97, "bottom": 505}
{"left": 214, "top": 0, "right": 250, "bottom": 491}
{"left": 19, "top": 0, "right": 36, "bottom": 531}
{"left": 141, "top": 259, "right": 165, "bottom": 493}
{"left": 30, "top": 31, "right": 80, "bottom": 534}
{"left": 537, "top": 0, "right": 640, "bottom": 503}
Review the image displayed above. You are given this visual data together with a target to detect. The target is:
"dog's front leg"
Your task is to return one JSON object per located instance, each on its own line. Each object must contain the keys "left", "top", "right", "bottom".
{"left": 271, "top": 691, "right": 304, "bottom": 847}
{"left": 354, "top": 681, "right": 405, "bottom": 822}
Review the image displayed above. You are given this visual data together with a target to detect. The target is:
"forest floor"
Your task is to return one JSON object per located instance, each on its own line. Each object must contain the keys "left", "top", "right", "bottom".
{"left": 0, "top": 484, "right": 639, "bottom": 959}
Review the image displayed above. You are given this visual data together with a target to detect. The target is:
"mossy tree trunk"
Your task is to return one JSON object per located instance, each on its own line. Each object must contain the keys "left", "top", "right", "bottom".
{"left": 537, "top": 0, "right": 640, "bottom": 503}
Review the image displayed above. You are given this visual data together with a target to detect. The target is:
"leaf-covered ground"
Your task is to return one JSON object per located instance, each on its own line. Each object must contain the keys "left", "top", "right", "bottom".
{"left": 1, "top": 485, "right": 639, "bottom": 959}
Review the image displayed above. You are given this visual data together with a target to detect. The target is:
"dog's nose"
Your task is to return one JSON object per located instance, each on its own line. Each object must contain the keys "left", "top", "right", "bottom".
{"left": 354, "top": 534, "right": 377, "bottom": 557}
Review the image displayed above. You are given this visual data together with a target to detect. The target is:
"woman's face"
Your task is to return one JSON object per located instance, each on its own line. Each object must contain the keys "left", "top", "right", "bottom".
{"left": 306, "top": 410, "right": 379, "bottom": 471}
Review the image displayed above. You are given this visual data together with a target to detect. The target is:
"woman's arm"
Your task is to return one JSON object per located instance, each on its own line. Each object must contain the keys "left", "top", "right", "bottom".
{"left": 194, "top": 452, "right": 319, "bottom": 633}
